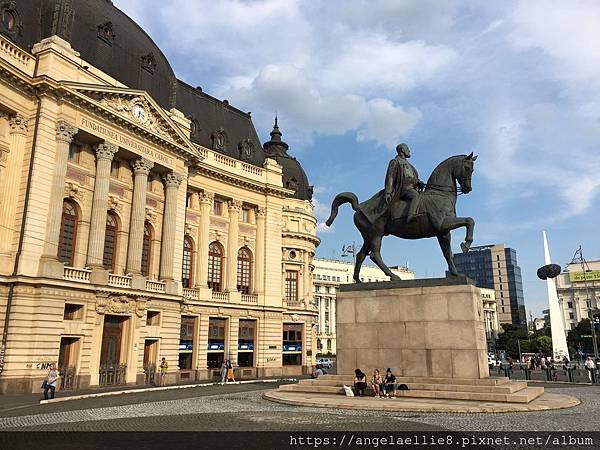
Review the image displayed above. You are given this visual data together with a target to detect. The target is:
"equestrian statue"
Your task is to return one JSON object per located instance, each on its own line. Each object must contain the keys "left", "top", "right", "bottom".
{"left": 325, "top": 143, "right": 477, "bottom": 282}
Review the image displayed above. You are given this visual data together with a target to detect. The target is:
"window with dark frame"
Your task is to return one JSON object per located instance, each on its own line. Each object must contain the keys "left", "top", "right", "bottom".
{"left": 238, "top": 319, "right": 256, "bottom": 367}
{"left": 63, "top": 303, "right": 83, "bottom": 320}
{"left": 146, "top": 310, "right": 160, "bottom": 326}
{"left": 240, "top": 207, "right": 250, "bottom": 223}
{"left": 282, "top": 323, "right": 302, "bottom": 366}
{"left": 208, "top": 241, "right": 223, "bottom": 292}
{"left": 103, "top": 212, "right": 118, "bottom": 272}
{"left": 213, "top": 199, "right": 223, "bottom": 216}
{"left": 285, "top": 270, "right": 298, "bottom": 302}
{"left": 237, "top": 247, "right": 252, "bottom": 294}
{"left": 182, "top": 236, "right": 193, "bottom": 288}
{"left": 141, "top": 221, "right": 152, "bottom": 277}
{"left": 58, "top": 200, "right": 78, "bottom": 266}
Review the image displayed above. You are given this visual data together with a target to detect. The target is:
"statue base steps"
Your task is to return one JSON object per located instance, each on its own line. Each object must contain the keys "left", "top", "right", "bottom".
{"left": 279, "top": 375, "right": 543, "bottom": 403}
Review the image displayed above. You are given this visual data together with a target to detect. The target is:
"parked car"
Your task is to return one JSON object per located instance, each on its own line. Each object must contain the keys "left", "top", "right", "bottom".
{"left": 317, "top": 358, "right": 333, "bottom": 369}
{"left": 488, "top": 355, "right": 498, "bottom": 366}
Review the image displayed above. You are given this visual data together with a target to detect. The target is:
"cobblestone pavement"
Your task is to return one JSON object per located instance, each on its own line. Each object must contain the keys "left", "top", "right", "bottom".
{"left": 0, "top": 383, "right": 597, "bottom": 432}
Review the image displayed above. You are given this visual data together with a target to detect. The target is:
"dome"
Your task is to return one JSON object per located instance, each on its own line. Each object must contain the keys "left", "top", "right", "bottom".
{"left": 263, "top": 118, "right": 313, "bottom": 201}
{"left": 7, "top": 1, "right": 312, "bottom": 196}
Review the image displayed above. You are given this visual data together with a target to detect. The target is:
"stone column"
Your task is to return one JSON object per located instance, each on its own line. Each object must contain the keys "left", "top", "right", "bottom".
{"left": 226, "top": 200, "right": 242, "bottom": 292}
{"left": 195, "top": 192, "right": 213, "bottom": 287}
{"left": 41, "top": 120, "right": 78, "bottom": 260}
{"left": 126, "top": 158, "right": 154, "bottom": 274}
{"left": 254, "top": 207, "right": 266, "bottom": 294}
{"left": 159, "top": 171, "right": 182, "bottom": 280}
{"left": 86, "top": 142, "right": 118, "bottom": 268}
{"left": 0, "top": 114, "right": 28, "bottom": 252}
{"left": 331, "top": 293, "right": 337, "bottom": 335}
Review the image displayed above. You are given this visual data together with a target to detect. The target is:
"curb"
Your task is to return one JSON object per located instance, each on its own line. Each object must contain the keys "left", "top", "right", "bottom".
{"left": 40, "top": 378, "right": 298, "bottom": 404}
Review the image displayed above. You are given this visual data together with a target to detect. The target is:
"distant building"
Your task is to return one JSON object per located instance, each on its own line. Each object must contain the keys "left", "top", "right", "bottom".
{"left": 481, "top": 288, "right": 500, "bottom": 351}
{"left": 312, "top": 258, "right": 415, "bottom": 355}
{"left": 452, "top": 244, "right": 526, "bottom": 326}
{"left": 532, "top": 318, "right": 546, "bottom": 331}
{"left": 555, "top": 260, "right": 600, "bottom": 332}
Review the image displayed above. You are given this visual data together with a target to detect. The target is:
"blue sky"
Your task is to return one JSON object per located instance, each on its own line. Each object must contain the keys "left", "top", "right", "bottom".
{"left": 114, "top": 0, "right": 600, "bottom": 318}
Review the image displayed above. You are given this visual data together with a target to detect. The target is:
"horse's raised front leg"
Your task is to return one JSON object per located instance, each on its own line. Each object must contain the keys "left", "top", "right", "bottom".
{"left": 368, "top": 235, "right": 401, "bottom": 281}
{"left": 353, "top": 242, "right": 370, "bottom": 283}
{"left": 437, "top": 232, "right": 458, "bottom": 276}
{"left": 440, "top": 216, "right": 475, "bottom": 254}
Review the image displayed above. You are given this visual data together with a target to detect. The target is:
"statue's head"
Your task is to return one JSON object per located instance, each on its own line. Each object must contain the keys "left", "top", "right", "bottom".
{"left": 457, "top": 152, "right": 478, "bottom": 193}
{"left": 396, "top": 143, "right": 410, "bottom": 158}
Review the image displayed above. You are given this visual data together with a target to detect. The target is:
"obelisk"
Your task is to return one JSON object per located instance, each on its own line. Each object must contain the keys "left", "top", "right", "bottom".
{"left": 543, "top": 231, "right": 569, "bottom": 360}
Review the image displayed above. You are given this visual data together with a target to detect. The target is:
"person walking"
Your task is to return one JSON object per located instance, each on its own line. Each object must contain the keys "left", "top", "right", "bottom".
{"left": 226, "top": 360, "right": 235, "bottom": 382}
{"left": 159, "top": 357, "right": 168, "bottom": 387}
{"left": 43, "top": 364, "right": 60, "bottom": 400}
{"left": 220, "top": 359, "right": 228, "bottom": 384}
{"left": 585, "top": 356, "right": 596, "bottom": 383}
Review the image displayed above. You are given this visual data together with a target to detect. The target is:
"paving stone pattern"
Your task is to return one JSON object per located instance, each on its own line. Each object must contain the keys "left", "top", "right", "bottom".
{"left": 0, "top": 384, "right": 598, "bottom": 432}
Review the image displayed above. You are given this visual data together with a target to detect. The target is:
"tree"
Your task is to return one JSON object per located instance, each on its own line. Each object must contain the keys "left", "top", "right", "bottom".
{"left": 567, "top": 319, "right": 600, "bottom": 356}
{"left": 496, "top": 324, "right": 529, "bottom": 358}
{"left": 534, "top": 336, "right": 553, "bottom": 356}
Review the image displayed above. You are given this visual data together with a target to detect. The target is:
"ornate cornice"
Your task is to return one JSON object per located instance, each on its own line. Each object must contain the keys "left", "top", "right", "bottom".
{"left": 95, "top": 141, "right": 118, "bottom": 160}
{"left": 131, "top": 157, "right": 154, "bottom": 175}
{"left": 163, "top": 171, "right": 183, "bottom": 189}
{"left": 56, "top": 120, "right": 78, "bottom": 143}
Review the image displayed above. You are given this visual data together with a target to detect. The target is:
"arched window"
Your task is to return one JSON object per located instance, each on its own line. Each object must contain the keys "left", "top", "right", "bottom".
{"left": 236, "top": 247, "right": 252, "bottom": 294}
{"left": 141, "top": 221, "right": 152, "bottom": 277}
{"left": 103, "top": 212, "right": 118, "bottom": 272}
{"left": 208, "top": 241, "right": 223, "bottom": 292}
{"left": 182, "top": 236, "right": 194, "bottom": 288}
{"left": 58, "top": 200, "right": 78, "bottom": 266}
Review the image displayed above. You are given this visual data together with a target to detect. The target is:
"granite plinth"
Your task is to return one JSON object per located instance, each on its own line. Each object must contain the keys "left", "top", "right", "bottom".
{"left": 336, "top": 280, "right": 488, "bottom": 379}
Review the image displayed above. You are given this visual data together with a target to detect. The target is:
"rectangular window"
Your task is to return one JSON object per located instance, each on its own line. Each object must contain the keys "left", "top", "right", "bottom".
{"left": 207, "top": 318, "right": 227, "bottom": 369}
{"left": 68, "top": 142, "right": 80, "bottom": 163}
{"left": 110, "top": 160, "right": 119, "bottom": 178}
{"left": 147, "top": 174, "right": 154, "bottom": 192}
{"left": 179, "top": 316, "right": 196, "bottom": 370}
{"left": 285, "top": 271, "right": 298, "bottom": 302}
{"left": 63, "top": 303, "right": 83, "bottom": 320}
{"left": 567, "top": 302, "right": 573, "bottom": 309}
{"left": 213, "top": 199, "right": 223, "bottom": 216}
{"left": 240, "top": 207, "right": 250, "bottom": 223}
{"left": 146, "top": 310, "right": 160, "bottom": 326}
{"left": 569, "top": 312, "right": 574, "bottom": 319}
{"left": 238, "top": 319, "right": 256, "bottom": 367}
{"left": 283, "top": 323, "right": 302, "bottom": 366}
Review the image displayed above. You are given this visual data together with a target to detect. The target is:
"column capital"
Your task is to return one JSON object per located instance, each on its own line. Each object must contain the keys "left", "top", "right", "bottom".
{"left": 228, "top": 199, "right": 243, "bottom": 212}
{"left": 9, "top": 114, "right": 28, "bottom": 135}
{"left": 199, "top": 191, "right": 214, "bottom": 204}
{"left": 163, "top": 171, "right": 183, "bottom": 189}
{"left": 131, "top": 158, "right": 154, "bottom": 175}
{"left": 56, "top": 120, "right": 78, "bottom": 143}
{"left": 95, "top": 141, "right": 119, "bottom": 161}
{"left": 255, "top": 206, "right": 266, "bottom": 218}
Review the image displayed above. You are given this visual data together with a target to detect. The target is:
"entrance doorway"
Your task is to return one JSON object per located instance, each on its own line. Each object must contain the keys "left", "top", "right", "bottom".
{"left": 99, "top": 315, "right": 127, "bottom": 386}
{"left": 143, "top": 339, "right": 158, "bottom": 385}
{"left": 58, "top": 337, "right": 79, "bottom": 390}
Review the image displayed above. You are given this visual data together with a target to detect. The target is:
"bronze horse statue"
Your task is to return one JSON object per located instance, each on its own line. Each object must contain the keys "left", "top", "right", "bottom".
{"left": 325, "top": 153, "right": 477, "bottom": 282}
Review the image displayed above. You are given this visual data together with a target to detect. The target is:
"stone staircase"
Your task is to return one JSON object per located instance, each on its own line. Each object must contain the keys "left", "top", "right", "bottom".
{"left": 279, "top": 374, "right": 544, "bottom": 403}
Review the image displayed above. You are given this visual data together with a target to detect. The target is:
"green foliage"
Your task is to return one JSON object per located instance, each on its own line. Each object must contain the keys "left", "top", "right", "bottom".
{"left": 534, "top": 336, "right": 553, "bottom": 355}
{"left": 567, "top": 318, "right": 600, "bottom": 355}
{"left": 496, "top": 324, "right": 554, "bottom": 357}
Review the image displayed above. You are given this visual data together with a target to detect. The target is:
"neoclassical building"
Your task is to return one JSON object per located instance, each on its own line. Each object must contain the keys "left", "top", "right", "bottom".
{"left": 0, "top": 1, "right": 319, "bottom": 393}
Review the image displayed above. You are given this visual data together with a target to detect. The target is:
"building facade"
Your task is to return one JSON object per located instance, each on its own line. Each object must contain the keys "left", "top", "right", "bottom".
{"left": 453, "top": 244, "right": 526, "bottom": 326}
{"left": 312, "top": 258, "right": 414, "bottom": 355}
{"left": 480, "top": 288, "right": 500, "bottom": 352}
{"left": 0, "top": 2, "right": 319, "bottom": 393}
{"left": 555, "top": 260, "right": 600, "bottom": 332}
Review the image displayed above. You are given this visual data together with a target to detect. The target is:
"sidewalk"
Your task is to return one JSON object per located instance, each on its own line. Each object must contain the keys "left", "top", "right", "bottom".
{"left": 0, "top": 377, "right": 302, "bottom": 410}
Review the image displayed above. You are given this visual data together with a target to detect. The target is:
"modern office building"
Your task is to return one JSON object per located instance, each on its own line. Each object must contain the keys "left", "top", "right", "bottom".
{"left": 453, "top": 244, "right": 526, "bottom": 326}
{"left": 555, "top": 260, "right": 600, "bottom": 332}
{"left": 312, "top": 259, "right": 414, "bottom": 355}
{"left": 0, "top": 2, "right": 319, "bottom": 393}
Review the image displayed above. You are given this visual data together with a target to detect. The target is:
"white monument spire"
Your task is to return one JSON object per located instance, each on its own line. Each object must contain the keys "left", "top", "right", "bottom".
{"left": 543, "top": 231, "right": 569, "bottom": 360}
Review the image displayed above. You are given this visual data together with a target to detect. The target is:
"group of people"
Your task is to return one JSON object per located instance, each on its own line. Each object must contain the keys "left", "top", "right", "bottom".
{"left": 354, "top": 368, "right": 400, "bottom": 398}
{"left": 220, "top": 359, "right": 235, "bottom": 384}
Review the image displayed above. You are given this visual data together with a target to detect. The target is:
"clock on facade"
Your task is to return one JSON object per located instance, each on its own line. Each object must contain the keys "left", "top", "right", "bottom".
{"left": 131, "top": 103, "right": 146, "bottom": 123}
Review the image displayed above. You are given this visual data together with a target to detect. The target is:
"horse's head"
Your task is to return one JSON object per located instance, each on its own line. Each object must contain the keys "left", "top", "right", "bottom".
{"left": 456, "top": 153, "right": 477, "bottom": 194}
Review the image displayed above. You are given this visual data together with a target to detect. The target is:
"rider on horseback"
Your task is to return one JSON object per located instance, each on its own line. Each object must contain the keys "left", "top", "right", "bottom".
{"left": 384, "top": 143, "right": 425, "bottom": 223}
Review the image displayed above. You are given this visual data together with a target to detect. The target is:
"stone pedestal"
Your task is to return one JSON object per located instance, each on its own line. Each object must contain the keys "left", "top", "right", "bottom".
{"left": 336, "top": 277, "right": 488, "bottom": 379}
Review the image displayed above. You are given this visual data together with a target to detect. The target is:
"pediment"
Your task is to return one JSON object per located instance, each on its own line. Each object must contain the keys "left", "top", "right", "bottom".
{"left": 62, "top": 83, "right": 198, "bottom": 157}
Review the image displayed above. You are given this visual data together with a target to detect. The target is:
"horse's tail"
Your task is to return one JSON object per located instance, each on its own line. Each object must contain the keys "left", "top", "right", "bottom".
{"left": 325, "top": 192, "right": 359, "bottom": 227}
